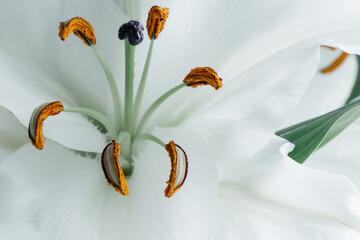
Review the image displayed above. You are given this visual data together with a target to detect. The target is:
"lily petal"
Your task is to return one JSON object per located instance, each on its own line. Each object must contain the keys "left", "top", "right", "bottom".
{"left": 0, "top": 106, "right": 27, "bottom": 161}
{"left": 216, "top": 136, "right": 360, "bottom": 239}
{"left": 306, "top": 121, "right": 360, "bottom": 189}
{"left": 0, "top": 0, "right": 128, "bottom": 151}
{"left": 138, "top": 0, "right": 360, "bottom": 118}
{"left": 284, "top": 48, "right": 358, "bottom": 126}
{"left": 0, "top": 127, "right": 217, "bottom": 239}
{"left": 130, "top": 0, "right": 360, "bottom": 179}
{"left": 188, "top": 43, "right": 320, "bottom": 180}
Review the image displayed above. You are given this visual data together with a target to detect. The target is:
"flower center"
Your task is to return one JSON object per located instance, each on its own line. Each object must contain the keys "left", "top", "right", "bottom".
{"left": 27, "top": 7, "right": 222, "bottom": 198}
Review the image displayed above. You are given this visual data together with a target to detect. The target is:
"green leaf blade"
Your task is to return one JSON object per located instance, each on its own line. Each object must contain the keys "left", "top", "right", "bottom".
{"left": 276, "top": 99, "right": 360, "bottom": 163}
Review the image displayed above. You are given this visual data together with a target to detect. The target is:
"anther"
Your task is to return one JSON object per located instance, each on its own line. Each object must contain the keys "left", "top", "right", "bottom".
{"left": 58, "top": 17, "right": 96, "bottom": 46}
{"left": 147, "top": 6, "right": 169, "bottom": 39}
{"left": 183, "top": 67, "right": 223, "bottom": 90}
{"left": 321, "top": 45, "right": 337, "bottom": 50}
{"left": 164, "top": 141, "right": 188, "bottom": 198}
{"left": 101, "top": 140, "right": 129, "bottom": 195}
{"left": 321, "top": 52, "right": 349, "bottom": 74}
{"left": 28, "top": 101, "right": 64, "bottom": 150}
{"left": 118, "top": 20, "right": 144, "bottom": 46}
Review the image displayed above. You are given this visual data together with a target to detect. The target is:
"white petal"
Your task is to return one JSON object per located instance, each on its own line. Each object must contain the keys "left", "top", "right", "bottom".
{"left": 0, "top": 0, "right": 128, "bottom": 151}
{"left": 217, "top": 183, "right": 360, "bottom": 240}
{"left": 216, "top": 136, "right": 360, "bottom": 239}
{"left": 284, "top": 48, "right": 358, "bottom": 126}
{"left": 136, "top": 0, "right": 360, "bottom": 118}
{"left": 0, "top": 127, "right": 217, "bottom": 239}
{"left": 306, "top": 120, "right": 360, "bottom": 188}
{"left": 136, "top": 0, "right": 360, "bottom": 179}
{"left": 188, "top": 43, "right": 320, "bottom": 180}
{"left": 283, "top": 46, "right": 360, "bottom": 188}
{"left": 0, "top": 106, "right": 27, "bottom": 161}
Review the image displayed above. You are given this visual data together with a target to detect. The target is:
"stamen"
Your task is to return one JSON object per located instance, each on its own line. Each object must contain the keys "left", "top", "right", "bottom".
{"left": 164, "top": 141, "right": 188, "bottom": 198}
{"left": 134, "top": 133, "right": 166, "bottom": 147}
{"left": 321, "top": 52, "right": 349, "bottom": 74}
{"left": 132, "top": 38, "right": 155, "bottom": 129}
{"left": 321, "top": 45, "right": 337, "bottom": 50}
{"left": 184, "top": 67, "right": 223, "bottom": 90}
{"left": 101, "top": 140, "right": 129, "bottom": 195}
{"left": 63, "top": 107, "right": 116, "bottom": 138}
{"left": 58, "top": 17, "right": 96, "bottom": 46}
{"left": 135, "top": 83, "right": 187, "bottom": 136}
{"left": 146, "top": 6, "right": 169, "bottom": 39}
{"left": 28, "top": 101, "right": 64, "bottom": 150}
{"left": 91, "top": 45, "right": 123, "bottom": 131}
{"left": 118, "top": 21, "right": 144, "bottom": 46}
{"left": 116, "top": 131, "right": 133, "bottom": 174}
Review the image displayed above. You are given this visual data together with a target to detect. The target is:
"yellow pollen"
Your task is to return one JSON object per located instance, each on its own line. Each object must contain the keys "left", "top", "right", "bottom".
{"left": 28, "top": 101, "right": 63, "bottom": 150}
{"left": 147, "top": 6, "right": 169, "bottom": 39}
{"left": 321, "top": 45, "right": 337, "bottom": 50}
{"left": 58, "top": 17, "right": 96, "bottom": 46}
{"left": 321, "top": 52, "right": 349, "bottom": 74}
{"left": 101, "top": 140, "right": 129, "bottom": 196}
{"left": 183, "top": 67, "right": 223, "bottom": 90}
{"left": 164, "top": 141, "right": 188, "bottom": 198}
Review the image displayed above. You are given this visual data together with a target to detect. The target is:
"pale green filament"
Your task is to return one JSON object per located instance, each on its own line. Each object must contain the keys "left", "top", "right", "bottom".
{"left": 91, "top": 44, "right": 123, "bottom": 131}
{"left": 117, "top": 131, "right": 133, "bottom": 169}
{"left": 117, "top": 131, "right": 131, "bottom": 144}
{"left": 132, "top": 38, "right": 155, "bottom": 130}
{"left": 135, "top": 83, "right": 187, "bottom": 137}
{"left": 124, "top": 39, "right": 135, "bottom": 133}
{"left": 63, "top": 107, "right": 116, "bottom": 138}
{"left": 134, "top": 133, "right": 165, "bottom": 147}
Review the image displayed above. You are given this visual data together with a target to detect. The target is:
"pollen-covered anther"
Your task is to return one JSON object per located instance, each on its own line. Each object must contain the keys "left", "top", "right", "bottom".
{"left": 321, "top": 51, "right": 349, "bottom": 74}
{"left": 101, "top": 140, "right": 129, "bottom": 196}
{"left": 58, "top": 17, "right": 96, "bottom": 46}
{"left": 164, "top": 141, "right": 188, "bottom": 198}
{"left": 147, "top": 6, "right": 169, "bottom": 39}
{"left": 183, "top": 67, "right": 223, "bottom": 90}
{"left": 28, "top": 101, "right": 64, "bottom": 150}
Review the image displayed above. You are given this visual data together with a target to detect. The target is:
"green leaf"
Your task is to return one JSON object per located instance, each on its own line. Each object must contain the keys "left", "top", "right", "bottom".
{"left": 346, "top": 55, "right": 360, "bottom": 104}
{"left": 275, "top": 99, "right": 360, "bottom": 164}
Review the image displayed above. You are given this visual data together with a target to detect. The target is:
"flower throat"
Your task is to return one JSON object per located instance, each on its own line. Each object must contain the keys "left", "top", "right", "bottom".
{"left": 27, "top": 6, "right": 222, "bottom": 198}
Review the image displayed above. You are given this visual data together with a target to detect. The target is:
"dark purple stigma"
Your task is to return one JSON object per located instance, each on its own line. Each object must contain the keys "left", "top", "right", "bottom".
{"left": 118, "top": 20, "right": 144, "bottom": 46}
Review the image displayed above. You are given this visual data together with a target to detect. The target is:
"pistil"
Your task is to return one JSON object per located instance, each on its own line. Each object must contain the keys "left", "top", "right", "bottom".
{"left": 118, "top": 21, "right": 144, "bottom": 133}
{"left": 124, "top": 39, "right": 136, "bottom": 133}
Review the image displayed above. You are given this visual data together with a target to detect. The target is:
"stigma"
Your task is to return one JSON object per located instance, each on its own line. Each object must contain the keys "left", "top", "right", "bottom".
{"left": 118, "top": 20, "right": 144, "bottom": 46}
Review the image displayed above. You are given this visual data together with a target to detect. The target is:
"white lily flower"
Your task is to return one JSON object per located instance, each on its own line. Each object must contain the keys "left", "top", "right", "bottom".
{"left": 2, "top": 0, "right": 360, "bottom": 239}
